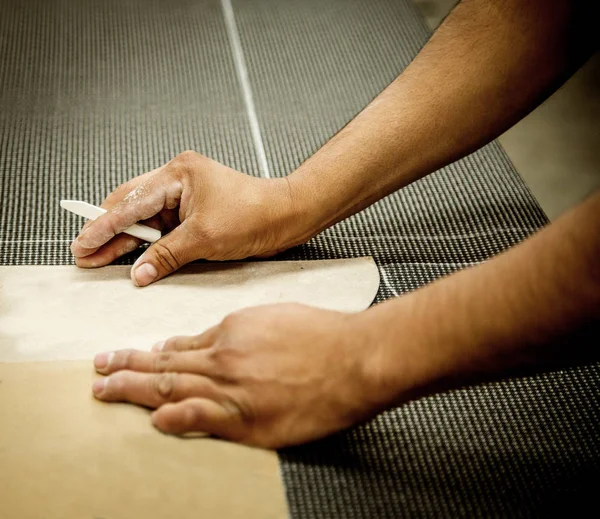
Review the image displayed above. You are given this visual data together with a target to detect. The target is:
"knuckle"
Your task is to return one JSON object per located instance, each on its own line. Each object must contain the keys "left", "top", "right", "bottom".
{"left": 171, "top": 150, "right": 199, "bottom": 171}
{"left": 206, "top": 342, "right": 237, "bottom": 379}
{"left": 119, "top": 349, "right": 135, "bottom": 369}
{"left": 219, "top": 315, "right": 236, "bottom": 332}
{"left": 221, "top": 310, "right": 242, "bottom": 328}
{"left": 162, "top": 337, "right": 178, "bottom": 351}
{"left": 206, "top": 346, "right": 226, "bottom": 369}
{"left": 169, "top": 336, "right": 192, "bottom": 351}
{"left": 190, "top": 335, "right": 207, "bottom": 351}
{"left": 220, "top": 309, "right": 249, "bottom": 331}
{"left": 153, "top": 352, "right": 173, "bottom": 373}
{"left": 153, "top": 373, "right": 176, "bottom": 401}
{"left": 152, "top": 241, "right": 181, "bottom": 271}
{"left": 228, "top": 396, "right": 253, "bottom": 424}
{"left": 219, "top": 397, "right": 254, "bottom": 444}
{"left": 105, "top": 212, "right": 123, "bottom": 237}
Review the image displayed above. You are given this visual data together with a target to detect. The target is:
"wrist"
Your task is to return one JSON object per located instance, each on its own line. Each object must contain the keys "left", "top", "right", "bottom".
{"left": 283, "top": 124, "right": 417, "bottom": 241}
{"left": 354, "top": 290, "right": 464, "bottom": 409}
{"left": 267, "top": 173, "right": 328, "bottom": 250}
{"left": 353, "top": 299, "right": 421, "bottom": 409}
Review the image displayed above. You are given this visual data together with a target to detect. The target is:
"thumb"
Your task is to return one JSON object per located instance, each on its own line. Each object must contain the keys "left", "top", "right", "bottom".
{"left": 131, "top": 224, "right": 195, "bottom": 287}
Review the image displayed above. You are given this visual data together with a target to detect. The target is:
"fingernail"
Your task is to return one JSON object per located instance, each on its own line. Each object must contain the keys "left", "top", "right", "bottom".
{"left": 70, "top": 239, "right": 87, "bottom": 258}
{"left": 133, "top": 263, "right": 158, "bottom": 287}
{"left": 132, "top": 253, "right": 144, "bottom": 269}
{"left": 152, "top": 341, "right": 165, "bottom": 352}
{"left": 94, "top": 351, "right": 114, "bottom": 370}
{"left": 92, "top": 377, "right": 108, "bottom": 395}
{"left": 76, "top": 229, "right": 93, "bottom": 249}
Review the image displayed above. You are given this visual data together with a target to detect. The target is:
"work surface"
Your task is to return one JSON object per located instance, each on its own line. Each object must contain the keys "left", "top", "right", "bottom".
{"left": 0, "top": 361, "right": 288, "bottom": 519}
{"left": 1, "top": 0, "right": 599, "bottom": 517}
{"left": 0, "top": 259, "right": 379, "bottom": 362}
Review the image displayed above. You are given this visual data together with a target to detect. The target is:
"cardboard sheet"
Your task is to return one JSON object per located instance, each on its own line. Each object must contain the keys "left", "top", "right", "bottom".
{"left": 0, "top": 361, "right": 289, "bottom": 519}
{"left": 0, "top": 257, "right": 380, "bottom": 362}
{"left": 0, "top": 258, "right": 379, "bottom": 517}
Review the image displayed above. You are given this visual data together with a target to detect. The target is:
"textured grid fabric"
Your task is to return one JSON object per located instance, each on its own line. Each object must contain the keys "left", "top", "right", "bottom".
{"left": 1, "top": 0, "right": 599, "bottom": 517}
{"left": 280, "top": 366, "right": 600, "bottom": 518}
{"left": 0, "top": 0, "right": 261, "bottom": 265}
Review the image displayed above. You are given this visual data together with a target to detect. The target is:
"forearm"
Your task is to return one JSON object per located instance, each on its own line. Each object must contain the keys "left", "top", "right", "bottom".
{"left": 362, "top": 191, "right": 600, "bottom": 405}
{"left": 286, "top": 0, "right": 593, "bottom": 242}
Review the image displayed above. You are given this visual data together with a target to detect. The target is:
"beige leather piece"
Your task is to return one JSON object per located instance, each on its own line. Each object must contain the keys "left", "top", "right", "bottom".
{"left": 0, "top": 361, "right": 289, "bottom": 519}
{"left": 0, "top": 257, "right": 380, "bottom": 362}
{"left": 0, "top": 258, "right": 379, "bottom": 517}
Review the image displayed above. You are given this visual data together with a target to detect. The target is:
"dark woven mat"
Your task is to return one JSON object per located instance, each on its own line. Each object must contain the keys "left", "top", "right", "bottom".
{"left": 1, "top": 0, "right": 598, "bottom": 517}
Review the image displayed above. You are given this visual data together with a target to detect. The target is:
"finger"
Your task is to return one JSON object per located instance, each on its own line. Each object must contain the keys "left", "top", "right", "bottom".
{"left": 93, "top": 349, "right": 212, "bottom": 376}
{"left": 78, "top": 219, "right": 94, "bottom": 236}
{"left": 75, "top": 173, "right": 182, "bottom": 251}
{"left": 73, "top": 170, "right": 158, "bottom": 243}
{"left": 100, "top": 170, "right": 158, "bottom": 210}
{"left": 72, "top": 212, "right": 165, "bottom": 260}
{"left": 71, "top": 217, "right": 104, "bottom": 258}
{"left": 92, "top": 371, "right": 221, "bottom": 409}
{"left": 72, "top": 188, "right": 132, "bottom": 244}
{"left": 73, "top": 234, "right": 142, "bottom": 266}
{"left": 130, "top": 223, "right": 195, "bottom": 287}
{"left": 73, "top": 215, "right": 164, "bottom": 264}
{"left": 151, "top": 397, "right": 243, "bottom": 440}
{"left": 155, "top": 328, "right": 218, "bottom": 352}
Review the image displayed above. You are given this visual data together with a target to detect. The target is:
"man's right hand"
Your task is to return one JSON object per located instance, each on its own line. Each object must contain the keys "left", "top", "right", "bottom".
{"left": 70, "top": 151, "right": 308, "bottom": 286}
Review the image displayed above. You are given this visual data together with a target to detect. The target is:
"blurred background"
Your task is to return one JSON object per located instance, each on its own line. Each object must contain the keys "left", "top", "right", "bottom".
{"left": 414, "top": 0, "right": 600, "bottom": 220}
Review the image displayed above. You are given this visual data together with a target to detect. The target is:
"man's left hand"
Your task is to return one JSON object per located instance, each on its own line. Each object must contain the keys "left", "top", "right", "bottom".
{"left": 92, "top": 304, "right": 388, "bottom": 448}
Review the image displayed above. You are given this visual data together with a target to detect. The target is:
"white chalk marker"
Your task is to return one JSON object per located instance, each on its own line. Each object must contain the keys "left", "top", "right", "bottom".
{"left": 60, "top": 200, "right": 161, "bottom": 243}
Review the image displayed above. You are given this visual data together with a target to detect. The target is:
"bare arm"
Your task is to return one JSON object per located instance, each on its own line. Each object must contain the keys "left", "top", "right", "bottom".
{"left": 91, "top": 191, "right": 600, "bottom": 448}
{"left": 87, "top": 0, "right": 600, "bottom": 447}
{"left": 362, "top": 191, "right": 600, "bottom": 409}
{"left": 285, "top": 0, "right": 595, "bottom": 242}
{"left": 73, "top": 0, "right": 595, "bottom": 285}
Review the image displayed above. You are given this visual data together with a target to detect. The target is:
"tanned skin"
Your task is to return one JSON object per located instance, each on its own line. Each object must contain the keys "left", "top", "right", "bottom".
{"left": 69, "top": 0, "right": 598, "bottom": 448}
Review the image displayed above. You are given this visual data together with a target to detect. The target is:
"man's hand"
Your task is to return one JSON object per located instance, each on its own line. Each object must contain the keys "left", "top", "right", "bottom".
{"left": 90, "top": 191, "right": 600, "bottom": 449}
{"left": 91, "top": 304, "right": 387, "bottom": 449}
{"left": 70, "top": 151, "right": 309, "bottom": 286}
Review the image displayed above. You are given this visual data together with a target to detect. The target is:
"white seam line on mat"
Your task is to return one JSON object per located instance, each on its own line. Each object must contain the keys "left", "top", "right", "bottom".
{"left": 221, "top": 0, "right": 271, "bottom": 178}
{"left": 383, "top": 261, "right": 483, "bottom": 267}
{"left": 323, "top": 229, "right": 539, "bottom": 240}
{"left": 379, "top": 267, "right": 399, "bottom": 297}
{"left": 0, "top": 240, "right": 73, "bottom": 243}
